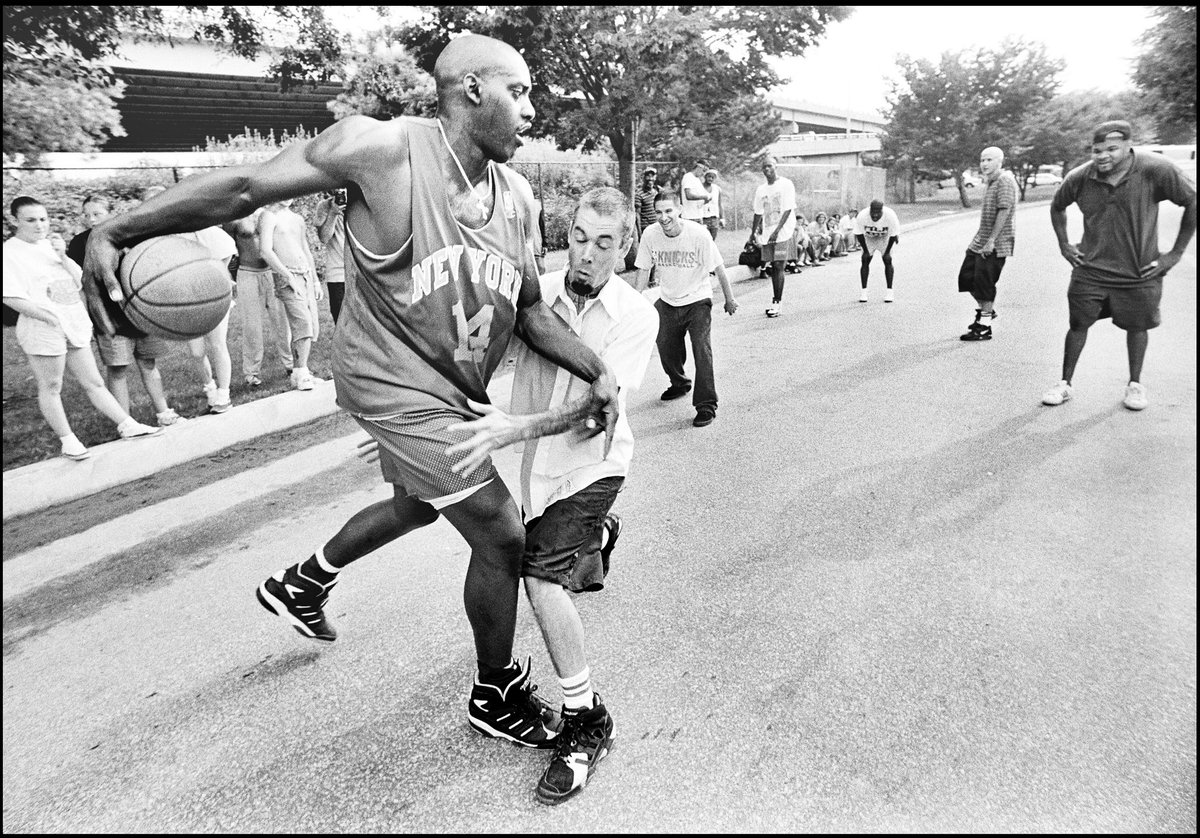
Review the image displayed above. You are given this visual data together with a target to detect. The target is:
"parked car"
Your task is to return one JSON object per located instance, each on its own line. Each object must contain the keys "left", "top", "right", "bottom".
{"left": 939, "top": 172, "right": 982, "bottom": 189}
{"left": 1025, "top": 171, "right": 1064, "bottom": 187}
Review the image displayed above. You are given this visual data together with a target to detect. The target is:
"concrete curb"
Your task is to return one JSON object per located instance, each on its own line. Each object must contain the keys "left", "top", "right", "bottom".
{"left": 2, "top": 377, "right": 340, "bottom": 520}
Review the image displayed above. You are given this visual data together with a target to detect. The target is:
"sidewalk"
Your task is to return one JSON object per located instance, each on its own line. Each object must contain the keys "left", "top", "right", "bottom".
{"left": 2, "top": 378, "right": 340, "bottom": 520}
{"left": 0, "top": 207, "right": 1000, "bottom": 521}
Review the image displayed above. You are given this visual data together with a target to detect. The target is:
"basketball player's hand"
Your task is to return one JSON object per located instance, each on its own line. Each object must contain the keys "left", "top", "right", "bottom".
{"left": 315, "top": 282, "right": 325, "bottom": 302}
{"left": 80, "top": 221, "right": 126, "bottom": 336}
{"left": 444, "top": 400, "right": 523, "bottom": 477}
{"left": 356, "top": 436, "right": 380, "bottom": 464}
{"left": 1059, "top": 241, "right": 1084, "bottom": 268}
{"left": 724, "top": 297, "right": 739, "bottom": 316}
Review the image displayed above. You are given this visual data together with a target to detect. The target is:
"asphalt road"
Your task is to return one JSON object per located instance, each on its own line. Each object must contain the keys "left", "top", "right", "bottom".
{"left": 4, "top": 201, "right": 1196, "bottom": 832}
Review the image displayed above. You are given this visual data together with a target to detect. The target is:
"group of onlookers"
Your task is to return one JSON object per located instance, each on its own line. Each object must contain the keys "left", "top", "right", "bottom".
{"left": 2, "top": 187, "right": 348, "bottom": 462}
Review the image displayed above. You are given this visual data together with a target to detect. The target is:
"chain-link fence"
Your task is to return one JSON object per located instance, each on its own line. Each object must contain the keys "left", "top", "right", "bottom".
{"left": 3, "top": 158, "right": 887, "bottom": 249}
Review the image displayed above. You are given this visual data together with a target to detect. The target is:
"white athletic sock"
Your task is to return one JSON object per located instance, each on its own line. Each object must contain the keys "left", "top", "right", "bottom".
{"left": 560, "top": 666, "right": 594, "bottom": 711}
{"left": 314, "top": 546, "right": 341, "bottom": 575}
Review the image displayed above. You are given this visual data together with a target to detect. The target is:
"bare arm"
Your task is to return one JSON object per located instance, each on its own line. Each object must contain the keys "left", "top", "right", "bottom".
{"left": 982, "top": 206, "right": 1012, "bottom": 253}
{"left": 714, "top": 264, "right": 738, "bottom": 315}
{"left": 315, "top": 198, "right": 339, "bottom": 245}
{"left": 514, "top": 297, "right": 618, "bottom": 453}
{"left": 256, "top": 212, "right": 292, "bottom": 279}
{"left": 1152, "top": 195, "right": 1196, "bottom": 278}
{"left": 1050, "top": 205, "right": 1083, "bottom": 267}
{"left": 2, "top": 296, "right": 61, "bottom": 327}
{"left": 635, "top": 268, "right": 652, "bottom": 292}
{"left": 82, "top": 117, "right": 370, "bottom": 334}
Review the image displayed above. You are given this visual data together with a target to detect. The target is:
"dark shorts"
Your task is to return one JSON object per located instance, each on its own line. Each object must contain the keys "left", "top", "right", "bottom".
{"left": 957, "top": 250, "right": 1006, "bottom": 301}
{"left": 353, "top": 410, "right": 498, "bottom": 509}
{"left": 760, "top": 237, "right": 798, "bottom": 264}
{"left": 1068, "top": 276, "right": 1162, "bottom": 331}
{"left": 522, "top": 476, "right": 624, "bottom": 593}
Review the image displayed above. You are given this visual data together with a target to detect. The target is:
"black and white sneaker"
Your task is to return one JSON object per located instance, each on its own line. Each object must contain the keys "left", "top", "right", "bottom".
{"left": 535, "top": 695, "right": 616, "bottom": 805}
{"left": 599, "top": 513, "right": 621, "bottom": 578}
{"left": 256, "top": 565, "right": 339, "bottom": 642}
{"left": 468, "top": 656, "right": 559, "bottom": 749}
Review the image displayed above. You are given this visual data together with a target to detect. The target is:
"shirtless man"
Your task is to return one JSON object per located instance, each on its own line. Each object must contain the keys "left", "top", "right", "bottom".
{"left": 259, "top": 199, "right": 322, "bottom": 390}
{"left": 82, "top": 34, "right": 618, "bottom": 753}
{"left": 225, "top": 209, "right": 292, "bottom": 387}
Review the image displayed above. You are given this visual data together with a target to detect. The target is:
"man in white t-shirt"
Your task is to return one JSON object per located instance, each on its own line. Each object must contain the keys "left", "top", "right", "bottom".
{"left": 700, "top": 169, "right": 724, "bottom": 240}
{"left": 748, "top": 157, "right": 797, "bottom": 318}
{"left": 635, "top": 188, "right": 738, "bottom": 427}
{"left": 679, "top": 158, "right": 710, "bottom": 223}
{"left": 853, "top": 199, "right": 901, "bottom": 303}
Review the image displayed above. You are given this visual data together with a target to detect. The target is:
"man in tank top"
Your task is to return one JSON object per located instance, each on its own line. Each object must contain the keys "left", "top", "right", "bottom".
{"left": 81, "top": 34, "right": 619, "bottom": 753}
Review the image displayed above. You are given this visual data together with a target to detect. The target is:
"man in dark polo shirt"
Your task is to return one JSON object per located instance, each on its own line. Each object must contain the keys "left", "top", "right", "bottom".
{"left": 1042, "top": 120, "right": 1196, "bottom": 411}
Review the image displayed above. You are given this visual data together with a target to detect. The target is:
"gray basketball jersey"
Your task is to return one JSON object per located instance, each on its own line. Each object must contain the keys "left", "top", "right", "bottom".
{"left": 334, "top": 117, "right": 537, "bottom": 418}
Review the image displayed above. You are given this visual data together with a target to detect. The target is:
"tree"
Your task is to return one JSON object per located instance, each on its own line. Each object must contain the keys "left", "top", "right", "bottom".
{"left": 1133, "top": 6, "right": 1197, "bottom": 143}
{"left": 1005, "top": 90, "right": 1151, "bottom": 201}
{"left": 882, "top": 38, "right": 1064, "bottom": 207}
{"left": 327, "top": 49, "right": 437, "bottom": 122}
{"left": 396, "top": 6, "right": 853, "bottom": 195}
{"left": 3, "top": 71, "right": 127, "bottom": 160}
{"left": 3, "top": 5, "right": 352, "bottom": 161}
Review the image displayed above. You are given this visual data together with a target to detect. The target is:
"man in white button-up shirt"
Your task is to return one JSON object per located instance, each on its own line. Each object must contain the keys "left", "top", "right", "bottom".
{"left": 444, "top": 186, "right": 658, "bottom": 804}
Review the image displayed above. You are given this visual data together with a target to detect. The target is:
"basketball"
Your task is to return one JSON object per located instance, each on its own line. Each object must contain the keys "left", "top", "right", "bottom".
{"left": 117, "top": 235, "right": 232, "bottom": 340}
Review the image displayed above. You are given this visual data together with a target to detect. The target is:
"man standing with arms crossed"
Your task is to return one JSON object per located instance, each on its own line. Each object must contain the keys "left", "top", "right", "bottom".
{"left": 83, "top": 34, "right": 619, "bottom": 752}
{"left": 679, "top": 157, "right": 710, "bottom": 226}
{"left": 700, "top": 168, "right": 725, "bottom": 240}
{"left": 958, "top": 146, "right": 1017, "bottom": 341}
{"left": 1041, "top": 120, "right": 1196, "bottom": 411}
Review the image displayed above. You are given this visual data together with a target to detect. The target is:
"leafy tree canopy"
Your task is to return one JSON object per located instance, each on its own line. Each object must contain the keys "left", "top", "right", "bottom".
{"left": 1133, "top": 5, "right": 1197, "bottom": 143}
{"left": 881, "top": 38, "right": 1064, "bottom": 207}
{"left": 394, "top": 5, "right": 853, "bottom": 192}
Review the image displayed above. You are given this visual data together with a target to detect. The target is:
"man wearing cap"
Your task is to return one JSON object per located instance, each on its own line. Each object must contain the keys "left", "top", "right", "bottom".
{"left": 679, "top": 158, "right": 711, "bottom": 224}
{"left": 700, "top": 169, "right": 725, "bottom": 240}
{"left": 1041, "top": 120, "right": 1196, "bottom": 411}
{"left": 958, "top": 146, "right": 1017, "bottom": 341}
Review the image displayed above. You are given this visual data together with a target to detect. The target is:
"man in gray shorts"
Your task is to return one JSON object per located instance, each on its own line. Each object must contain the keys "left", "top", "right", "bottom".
{"left": 1042, "top": 120, "right": 1196, "bottom": 411}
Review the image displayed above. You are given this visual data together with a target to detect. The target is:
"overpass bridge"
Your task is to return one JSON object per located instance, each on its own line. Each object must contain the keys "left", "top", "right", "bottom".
{"left": 767, "top": 97, "right": 886, "bottom": 166}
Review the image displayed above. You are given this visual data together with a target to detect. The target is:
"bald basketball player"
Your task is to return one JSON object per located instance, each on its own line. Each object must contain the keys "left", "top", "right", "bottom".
{"left": 82, "top": 34, "right": 619, "bottom": 751}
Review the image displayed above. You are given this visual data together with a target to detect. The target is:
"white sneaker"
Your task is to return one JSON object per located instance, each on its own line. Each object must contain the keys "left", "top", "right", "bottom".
{"left": 884, "top": 288, "right": 895, "bottom": 303}
{"left": 118, "top": 419, "right": 164, "bottom": 439}
{"left": 765, "top": 301, "right": 781, "bottom": 318}
{"left": 61, "top": 437, "right": 90, "bottom": 460}
{"left": 1123, "top": 381, "right": 1148, "bottom": 411}
{"left": 1042, "top": 380, "right": 1073, "bottom": 406}
{"left": 858, "top": 289, "right": 868, "bottom": 303}
{"left": 156, "top": 408, "right": 188, "bottom": 427}
{"left": 293, "top": 370, "right": 314, "bottom": 391}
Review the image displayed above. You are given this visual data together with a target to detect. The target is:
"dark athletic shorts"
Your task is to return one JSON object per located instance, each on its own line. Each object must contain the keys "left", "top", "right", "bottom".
{"left": 1067, "top": 276, "right": 1162, "bottom": 331}
{"left": 522, "top": 476, "right": 624, "bottom": 593}
{"left": 354, "top": 409, "right": 498, "bottom": 509}
{"left": 957, "top": 250, "right": 1006, "bottom": 301}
